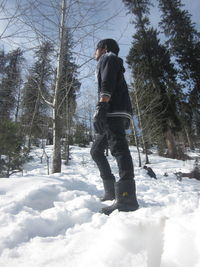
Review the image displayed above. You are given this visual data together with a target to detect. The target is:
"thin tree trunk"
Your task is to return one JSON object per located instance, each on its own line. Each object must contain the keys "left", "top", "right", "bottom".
{"left": 15, "top": 83, "right": 21, "bottom": 122}
{"left": 165, "top": 128, "right": 178, "bottom": 158}
{"left": 64, "top": 96, "right": 70, "bottom": 165}
{"left": 130, "top": 119, "right": 142, "bottom": 167}
{"left": 134, "top": 88, "right": 150, "bottom": 164}
{"left": 28, "top": 90, "right": 40, "bottom": 149}
{"left": 52, "top": 0, "right": 66, "bottom": 173}
{"left": 184, "top": 126, "right": 194, "bottom": 150}
{"left": 52, "top": 108, "right": 62, "bottom": 172}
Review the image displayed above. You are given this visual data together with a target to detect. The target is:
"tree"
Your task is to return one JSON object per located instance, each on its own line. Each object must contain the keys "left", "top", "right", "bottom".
{"left": 74, "top": 122, "right": 90, "bottom": 147}
{"left": 77, "top": 88, "right": 97, "bottom": 142}
{"left": 158, "top": 0, "right": 200, "bottom": 145}
{"left": 58, "top": 29, "right": 81, "bottom": 164}
{"left": 21, "top": 41, "right": 54, "bottom": 146}
{"left": 0, "top": 120, "right": 28, "bottom": 178}
{"left": 123, "top": 0, "right": 182, "bottom": 158}
{"left": 1, "top": 0, "right": 122, "bottom": 173}
{"left": 0, "top": 48, "right": 23, "bottom": 121}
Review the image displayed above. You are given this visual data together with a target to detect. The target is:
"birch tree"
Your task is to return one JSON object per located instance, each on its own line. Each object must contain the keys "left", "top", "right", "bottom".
{"left": 16, "top": 0, "right": 118, "bottom": 173}
{"left": 1, "top": 0, "right": 123, "bottom": 173}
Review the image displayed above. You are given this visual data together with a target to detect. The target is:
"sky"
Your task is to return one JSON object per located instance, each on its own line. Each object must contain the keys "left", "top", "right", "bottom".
{"left": 74, "top": 0, "right": 200, "bottom": 92}
{"left": 1, "top": 0, "right": 199, "bottom": 59}
{"left": 0, "top": 0, "right": 200, "bottom": 109}
{"left": 91, "top": 0, "right": 200, "bottom": 62}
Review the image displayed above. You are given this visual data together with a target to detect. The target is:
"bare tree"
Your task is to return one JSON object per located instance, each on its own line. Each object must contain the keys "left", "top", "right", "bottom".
{"left": 77, "top": 87, "right": 97, "bottom": 140}
{"left": 5, "top": 0, "right": 122, "bottom": 173}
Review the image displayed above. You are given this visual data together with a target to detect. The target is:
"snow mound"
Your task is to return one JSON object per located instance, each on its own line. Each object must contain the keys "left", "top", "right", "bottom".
{"left": 0, "top": 145, "right": 199, "bottom": 267}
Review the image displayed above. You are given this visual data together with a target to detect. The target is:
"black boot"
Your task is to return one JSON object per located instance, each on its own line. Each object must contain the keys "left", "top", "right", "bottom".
{"left": 101, "top": 180, "right": 139, "bottom": 215}
{"left": 100, "top": 179, "right": 115, "bottom": 201}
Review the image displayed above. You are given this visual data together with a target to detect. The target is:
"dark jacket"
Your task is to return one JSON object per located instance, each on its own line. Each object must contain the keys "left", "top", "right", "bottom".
{"left": 97, "top": 52, "right": 133, "bottom": 120}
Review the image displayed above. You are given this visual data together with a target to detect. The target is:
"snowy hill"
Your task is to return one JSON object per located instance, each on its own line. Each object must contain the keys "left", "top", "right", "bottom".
{"left": 0, "top": 145, "right": 199, "bottom": 267}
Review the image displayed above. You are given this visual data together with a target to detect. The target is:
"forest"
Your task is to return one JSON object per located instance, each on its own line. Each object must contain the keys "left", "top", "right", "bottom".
{"left": 0, "top": 0, "right": 200, "bottom": 177}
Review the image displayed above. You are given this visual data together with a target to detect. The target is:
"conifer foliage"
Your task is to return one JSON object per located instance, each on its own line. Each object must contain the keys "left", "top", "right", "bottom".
{"left": 0, "top": 49, "right": 27, "bottom": 177}
{"left": 0, "top": 48, "right": 23, "bottom": 120}
{"left": 0, "top": 120, "right": 29, "bottom": 178}
{"left": 158, "top": 0, "right": 200, "bottom": 148}
{"left": 158, "top": 0, "right": 200, "bottom": 87}
{"left": 21, "top": 41, "right": 54, "bottom": 144}
{"left": 123, "top": 0, "right": 182, "bottom": 158}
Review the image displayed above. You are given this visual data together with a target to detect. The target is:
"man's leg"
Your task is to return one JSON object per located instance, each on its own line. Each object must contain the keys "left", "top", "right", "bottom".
{"left": 90, "top": 134, "right": 115, "bottom": 201}
{"left": 107, "top": 117, "right": 134, "bottom": 181}
{"left": 101, "top": 117, "right": 139, "bottom": 214}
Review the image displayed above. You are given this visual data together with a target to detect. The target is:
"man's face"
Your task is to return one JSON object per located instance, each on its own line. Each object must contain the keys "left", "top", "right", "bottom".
{"left": 95, "top": 47, "right": 107, "bottom": 61}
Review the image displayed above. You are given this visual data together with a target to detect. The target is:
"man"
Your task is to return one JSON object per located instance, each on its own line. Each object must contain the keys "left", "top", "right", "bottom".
{"left": 90, "top": 38, "right": 139, "bottom": 215}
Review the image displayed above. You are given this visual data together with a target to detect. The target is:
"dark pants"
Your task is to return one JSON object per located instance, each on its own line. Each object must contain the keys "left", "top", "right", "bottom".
{"left": 90, "top": 117, "right": 134, "bottom": 181}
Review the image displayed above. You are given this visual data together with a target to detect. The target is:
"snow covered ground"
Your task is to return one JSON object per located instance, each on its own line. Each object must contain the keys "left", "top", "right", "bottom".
{"left": 0, "top": 145, "right": 199, "bottom": 267}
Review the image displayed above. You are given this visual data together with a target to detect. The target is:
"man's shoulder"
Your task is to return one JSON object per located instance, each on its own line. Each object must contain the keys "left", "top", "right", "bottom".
{"left": 99, "top": 52, "right": 119, "bottom": 67}
{"left": 101, "top": 52, "right": 118, "bottom": 60}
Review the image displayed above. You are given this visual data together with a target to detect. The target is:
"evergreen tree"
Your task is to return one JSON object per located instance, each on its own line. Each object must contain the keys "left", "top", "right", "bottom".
{"left": 158, "top": 0, "right": 200, "bottom": 144}
{"left": 21, "top": 41, "right": 54, "bottom": 144}
{"left": 0, "top": 49, "right": 6, "bottom": 76}
{"left": 158, "top": 0, "right": 200, "bottom": 85}
{"left": 123, "top": 0, "right": 182, "bottom": 158}
{"left": 0, "top": 120, "right": 29, "bottom": 178}
{"left": 0, "top": 48, "right": 23, "bottom": 120}
{"left": 74, "top": 122, "right": 90, "bottom": 147}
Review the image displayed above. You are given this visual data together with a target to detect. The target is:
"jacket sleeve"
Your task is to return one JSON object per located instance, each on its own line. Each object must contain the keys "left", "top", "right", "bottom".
{"left": 100, "top": 56, "right": 119, "bottom": 98}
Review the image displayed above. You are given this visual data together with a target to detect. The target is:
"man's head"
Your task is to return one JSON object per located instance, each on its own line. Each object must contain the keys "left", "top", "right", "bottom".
{"left": 95, "top": 39, "right": 119, "bottom": 61}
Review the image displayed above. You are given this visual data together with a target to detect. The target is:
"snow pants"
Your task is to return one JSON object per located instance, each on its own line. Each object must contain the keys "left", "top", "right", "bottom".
{"left": 90, "top": 117, "right": 134, "bottom": 181}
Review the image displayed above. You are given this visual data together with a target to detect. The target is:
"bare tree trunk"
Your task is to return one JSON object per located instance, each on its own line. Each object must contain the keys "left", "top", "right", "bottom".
{"left": 52, "top": 0, "right": 66, "bottom": 173}
{"left": 165, "top": 128, "right": 178, "bottom": 158}
{"left": 89, "top": 113, "right": 93, "bottom": 142}
{"left": 134, "top": 88, "right": 150, "bottom": 164}
{"left": 130, "top": 119, "right": 142, "bottom": 167}
{"left": 15, "top": 83, "right": 21, "bottom": 122}
{"left": 28, "top": 90, "right": 40, "bottom": 149}
{"left": 64, "top": 96, "right": 70, "bottom": 165}
{"left": 52, "top": 108, "right": 62, "bottom": 172}
{"left": 184, "top": 126, "right": 194, "bottom": 150}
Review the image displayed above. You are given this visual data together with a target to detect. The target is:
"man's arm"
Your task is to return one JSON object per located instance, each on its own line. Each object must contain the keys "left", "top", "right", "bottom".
{"left": 100, "top": 56, "right": 118, "bottom": 99}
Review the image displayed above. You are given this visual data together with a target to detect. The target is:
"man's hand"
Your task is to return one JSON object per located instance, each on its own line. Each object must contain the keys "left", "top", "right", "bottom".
{"left": 93, "top": 102, "right": 109, "bottom": 135}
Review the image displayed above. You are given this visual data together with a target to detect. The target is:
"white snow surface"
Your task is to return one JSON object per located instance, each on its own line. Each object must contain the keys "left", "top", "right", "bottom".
{"left": 0, "top": 145, "right": 199, "bottom": 267}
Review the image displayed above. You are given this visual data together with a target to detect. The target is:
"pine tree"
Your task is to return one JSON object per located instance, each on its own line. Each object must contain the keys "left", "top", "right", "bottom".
{"left": 123, "top": 0, "right": 182, "bottom": 158}
{"left": 0, "top": 48, "right": 23, "bottom": 120}
{"left": 0, "top": 49, "right": 6, "bottom": 76}
{"left": 74, "top": 122, "right": 90, "bottom": 147}
{"left": 0, "top": 120, "right": 28, "bottom": 178}
{"left": 158, "top": 0, "right": 200, "bottom": 145}
{"left": 21, "top": 41, "right": 54, "bottom": 144}
{"left": 158, "top": 0, "right": 200, "bottom": 84}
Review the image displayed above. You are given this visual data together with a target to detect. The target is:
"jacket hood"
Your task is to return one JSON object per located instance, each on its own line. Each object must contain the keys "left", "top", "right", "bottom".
{"left": 97, "top": 52, "right": 126, "bottom": 73}
{"left": 103, "top": 52, "right": 126, "bottom": 73}
{"left": 117, "top": 57, "right": 125, "bottom": 73}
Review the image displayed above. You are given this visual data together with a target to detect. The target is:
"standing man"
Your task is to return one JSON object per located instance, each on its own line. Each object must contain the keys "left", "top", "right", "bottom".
{"left": 90, "top": 39, "right": 139, "bottom": 215}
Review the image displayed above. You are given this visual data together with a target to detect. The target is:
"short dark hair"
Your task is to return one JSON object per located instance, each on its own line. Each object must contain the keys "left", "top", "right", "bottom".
{"left": 96, "top": 39, "right": 119, "bottom": 55}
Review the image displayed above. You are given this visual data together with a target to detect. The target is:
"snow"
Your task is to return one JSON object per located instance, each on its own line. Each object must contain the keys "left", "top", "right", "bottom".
{"left": 0, "top": 145, "right": 199, "bottom": 267}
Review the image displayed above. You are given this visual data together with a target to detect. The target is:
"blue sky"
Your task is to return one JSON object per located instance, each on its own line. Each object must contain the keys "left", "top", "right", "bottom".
{"left": 0, "top": 0, "right": 199, "bottom": 101}
{"left": 89, "top": 0, "right": 200, "bottom": 60}
{"left": 1, "top": 0, "right": 199, "bottom": 61}
{"left": 77, "top": 0, "right": 200, "bottom": 96}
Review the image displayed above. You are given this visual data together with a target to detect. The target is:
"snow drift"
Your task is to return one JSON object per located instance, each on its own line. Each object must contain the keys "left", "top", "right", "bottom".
{"left": 0, "top": 146, "right": 199, "bottom": 267}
